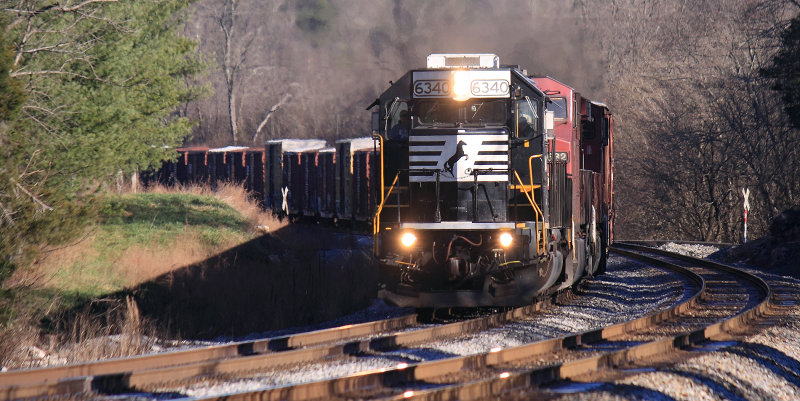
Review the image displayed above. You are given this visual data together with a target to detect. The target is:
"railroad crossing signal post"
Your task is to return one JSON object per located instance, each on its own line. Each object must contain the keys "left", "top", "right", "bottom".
{"left": 742, "top": 188, "right": 751, "bottom": 243}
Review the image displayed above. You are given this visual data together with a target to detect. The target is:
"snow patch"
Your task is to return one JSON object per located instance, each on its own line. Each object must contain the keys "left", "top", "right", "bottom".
{"left": 657, "top": 242, "right": 720, "bottom": 259}
{"left": 266, "top": 139, "right": 327, "bottom": 152}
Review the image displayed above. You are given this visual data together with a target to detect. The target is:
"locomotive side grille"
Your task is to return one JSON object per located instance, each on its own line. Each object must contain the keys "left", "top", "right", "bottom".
{"left": 549, "top": 161, "right": 569, "bottom": 228}
{"left": 408, "top": 132, "right": 508, "bottom": 182}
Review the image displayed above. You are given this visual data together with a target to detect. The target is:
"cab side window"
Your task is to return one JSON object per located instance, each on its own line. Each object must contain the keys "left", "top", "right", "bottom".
{"left": 386, "top": 101, "right": 410, "bottom": 141}
{"left": 547, "top": 97, "right": 568, "bottom": 120}
{"left": 515, "top": 98, "right": 537, "bottom": 138}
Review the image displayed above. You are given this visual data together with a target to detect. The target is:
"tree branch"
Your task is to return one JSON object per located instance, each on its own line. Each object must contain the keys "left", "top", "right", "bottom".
{"left": 252, "top": 87, "right": 297, "bottom": 143}
{"left": 5, "top": 0, "right": 118, "bottom": 31}
{"left": 59, "top": 0, "right": 118, "bottom": 13}
{"left": 10, "top": 178, "right": 52, "bottom": 212}
{"left": 12, "top": 55, "right": 108, "bottom": 83}
{"left": 5, "top": 3, "right": 58, "bottom": 31}
{"left": 12, "top": 69, "right": 98, "bottom": 80}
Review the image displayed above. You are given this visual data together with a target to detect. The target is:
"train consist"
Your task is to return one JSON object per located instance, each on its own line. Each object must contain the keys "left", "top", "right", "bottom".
{"left": 149, "top": 53, "right": 614, "bottom": 309}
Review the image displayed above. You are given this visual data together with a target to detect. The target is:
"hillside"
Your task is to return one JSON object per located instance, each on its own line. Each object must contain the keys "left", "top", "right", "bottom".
{"left": 0, "top": 184, "right": 283, "bottom": 368}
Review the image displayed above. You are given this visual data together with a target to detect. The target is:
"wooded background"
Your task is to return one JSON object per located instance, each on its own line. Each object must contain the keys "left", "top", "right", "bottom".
{"left": 179, "top": 0, "right": 800, "bottom": 243}
{"left": 180, "top": 0, "right": 605, "bottom": 146}
{"left": 1, "top": 0, "right": 799, "bottom": 282}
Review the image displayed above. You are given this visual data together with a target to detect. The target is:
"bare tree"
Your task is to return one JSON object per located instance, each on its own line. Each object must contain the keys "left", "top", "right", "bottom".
{"left": 211, "top": 0, "right": 244, "bottom": 143}
{"left": 586, "top": 0, "right": 800, "bottom": 241}
{"left": 182, "top": 0, "right": 604, "bottom": 147}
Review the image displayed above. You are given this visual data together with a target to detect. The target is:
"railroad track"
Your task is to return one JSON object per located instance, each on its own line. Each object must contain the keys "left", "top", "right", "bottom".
{"left": 0, "top": 313, "right": 421, "bottom": 399}
{"left": 182, "top": 243, "right": 772, "bottom": 400}
{"left": 0, "top": 243, "right": 783, "bottom": 400}
{"left": 0, "top": 291, "right": 573, "bottom": 400}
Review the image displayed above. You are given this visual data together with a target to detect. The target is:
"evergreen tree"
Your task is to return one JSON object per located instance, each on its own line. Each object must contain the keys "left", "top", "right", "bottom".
{"left": 763, "top": 14, "right": 800, "bottom": 129}
{"left": 0, "top": 1, "right": 205, "bottom": 282}
{"left": 0, "top": 26, "right": 24, "bottom": 123}
{"left": 0, "top": 20, "right": 29, "bottom": 283}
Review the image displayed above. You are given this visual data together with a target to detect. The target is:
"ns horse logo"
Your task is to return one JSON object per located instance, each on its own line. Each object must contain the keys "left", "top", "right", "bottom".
{"left": 443, "top": 140, "right": 468, "bottom": 177}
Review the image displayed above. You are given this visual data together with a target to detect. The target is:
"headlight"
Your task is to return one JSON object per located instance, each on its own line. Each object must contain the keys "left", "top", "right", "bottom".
{"left": 499, "top": 232, "right": 513, "bottom": 247}
{"left": 401, "top": 232, "right": 417, "bottom": 247}
{"left": 452, "top": 71, "right": 471, "bottom": 101}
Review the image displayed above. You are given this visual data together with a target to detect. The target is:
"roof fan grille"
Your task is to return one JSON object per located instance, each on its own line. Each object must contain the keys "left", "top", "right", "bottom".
{"left": 445, "top": 56, "right": 481, "bottom": 67}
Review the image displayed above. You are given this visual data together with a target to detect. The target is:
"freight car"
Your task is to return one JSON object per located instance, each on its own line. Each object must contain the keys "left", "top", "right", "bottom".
{"left": 146, "top": 53, "right": 614, "bottom": 309}
{"left": 147, "top": 145, "right": 266, "bottom": 194}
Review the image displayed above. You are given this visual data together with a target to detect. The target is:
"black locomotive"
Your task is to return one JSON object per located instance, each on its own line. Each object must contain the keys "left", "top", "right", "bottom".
{"left": 371, "top": 54, "right": 614, "bottom": 307}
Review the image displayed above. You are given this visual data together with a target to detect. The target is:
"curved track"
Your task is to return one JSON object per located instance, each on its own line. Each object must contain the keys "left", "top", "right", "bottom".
{"left": 0, "top": 314, "right": 422, "bottom": 399}
{"left": 384, "top": 243, "right": 775, "bottom": 400}
{"left": 0, "top": 242, "right": 779, "bottom": 400}
{"left": 182, "top": 243, "right": 770, "bottom": 400}
{"left": 0, "top": 295, "right": 569, "bottom": 399}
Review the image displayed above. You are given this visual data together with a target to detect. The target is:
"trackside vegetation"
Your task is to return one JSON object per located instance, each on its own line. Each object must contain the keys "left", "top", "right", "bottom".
{"left": 50, "top": 192, "right": 252, "bottom": 297}
{"left": 0, "top": 1, "right": 206, "bottom": 285}
{"left": 762, "top": 13, "right": 800, "bottom": 130}
{"left": 5, "top": 189, "right": 255, "bottom": 301}
{"left": 0, "top": 186, "right": 275, "bottom": 367}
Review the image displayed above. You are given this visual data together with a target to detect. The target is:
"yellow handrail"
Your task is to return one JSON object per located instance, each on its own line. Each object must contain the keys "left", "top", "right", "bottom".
{"left": 528, "top": 154, "right": 546, "bottom": 253}
{"left": 372, "top": 133, "right": 385, "bottom": 256}
{"left": 513, "top": 170, "right": 544, "bottom": 254}
{"left": 373, "top": 171, "right": 400, "bottom": 256}
{"left": 530, "top": 154, "right": 548, "bottom": 253}
{"left": 528, "top": 154, "right": 543, "bottom": 193}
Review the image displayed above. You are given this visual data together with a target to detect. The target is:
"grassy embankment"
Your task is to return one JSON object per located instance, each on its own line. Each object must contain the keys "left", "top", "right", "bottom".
{"left": 0, "top": 184, "right": 283, "bottom": 368}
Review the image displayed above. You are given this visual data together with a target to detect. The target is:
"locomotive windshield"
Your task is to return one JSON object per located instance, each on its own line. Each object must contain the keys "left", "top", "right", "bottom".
{"left": 413, "top": 99, "right": 507, "bottom": 127}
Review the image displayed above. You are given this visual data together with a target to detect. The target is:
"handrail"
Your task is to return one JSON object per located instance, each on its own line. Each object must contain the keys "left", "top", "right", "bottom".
{"left": 373, "top": 171, "right": 401, "bottom": 256}
{"left": 528, "top": 154, "right": 543, "bottom": 194}
{"left": 528, "top": 154, "right": 547, "bottom": 251}
{"left": 528, "top": 154, "right": 546, "bottom": 253}
{"left": 372, "top": 133, "right": 384, "bottom": 206}
{"left": 513, "top": 170, "right": 544, "bottom": 254}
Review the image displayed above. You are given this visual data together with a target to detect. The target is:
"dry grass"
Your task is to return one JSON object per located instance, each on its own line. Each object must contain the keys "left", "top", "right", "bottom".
{"left": 1, "top": 182, "right": 285, "bottom": 369}
{"left": 1, "top": 295, "right": 156, "bottom": 369}
{"left": 11, "top": 182, "right": 285, "bottom": 292}
{"left": 139, "top": 182, "right": 285, "bottom": 234}
{"left": 48, "top": 296, "right": 156, "bottom": 365}
{"left": 116, "top": 231, "right": 221, "bottom": 284}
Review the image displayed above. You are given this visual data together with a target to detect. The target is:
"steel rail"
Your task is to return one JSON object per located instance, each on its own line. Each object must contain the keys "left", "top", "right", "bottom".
{"left": 386, "top": 244, "right": 774, "bottom": 400}
{"left": 0, "top": 292, "right": 568, "bottom": 400}
{"left": 0, "top": 313, "right": 420, "bottom": 399}
{"left": 628, "top": 240, "right": 798, "bottom": 310}
{"left": 148, "top": 253, "right": 707, "bottom": 401}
